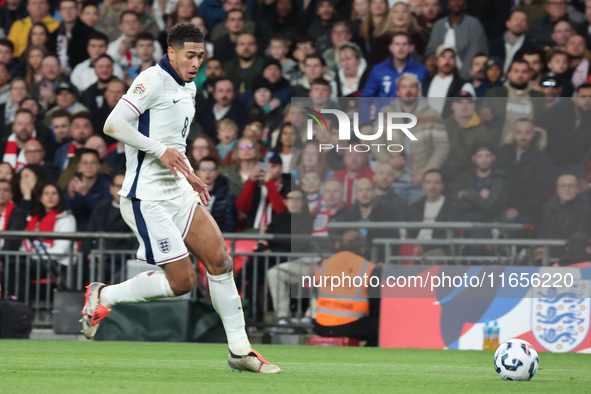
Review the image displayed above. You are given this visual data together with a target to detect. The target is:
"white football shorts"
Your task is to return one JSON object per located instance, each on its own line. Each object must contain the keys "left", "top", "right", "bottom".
{"left": 120, "top": 181, "right": 203, "bottom": 265}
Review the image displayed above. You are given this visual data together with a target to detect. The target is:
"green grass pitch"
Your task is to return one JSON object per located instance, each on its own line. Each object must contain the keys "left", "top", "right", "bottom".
{"left": 1, "top": 341, "right": 590, "bottom": 394}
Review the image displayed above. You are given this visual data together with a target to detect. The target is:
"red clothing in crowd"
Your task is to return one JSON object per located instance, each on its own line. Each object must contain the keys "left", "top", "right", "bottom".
{"left": 331, "top": 165, "right": 375, "bottom": 208}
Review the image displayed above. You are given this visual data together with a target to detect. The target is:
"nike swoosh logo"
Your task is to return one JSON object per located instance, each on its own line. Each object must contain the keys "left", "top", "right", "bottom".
{"left": 173, "top": 99, "right": 181, "bottom": 104}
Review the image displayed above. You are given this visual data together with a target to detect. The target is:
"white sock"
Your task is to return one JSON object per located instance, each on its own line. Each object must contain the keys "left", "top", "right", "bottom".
{"left": 208, "top": 272, "right": 252, "bottom": 355}
{"left": 100, "top": 270, "right": 175, "bottom": 308}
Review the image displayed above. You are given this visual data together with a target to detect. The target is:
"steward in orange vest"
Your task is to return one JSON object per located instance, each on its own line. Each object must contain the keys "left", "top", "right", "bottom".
{"left": 313, "top": 230, "right": 381, "bottom": 346}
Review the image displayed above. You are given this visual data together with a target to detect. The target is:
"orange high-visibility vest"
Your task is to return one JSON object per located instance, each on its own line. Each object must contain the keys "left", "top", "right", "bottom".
{"left": 314, "top": 251, "right": 375, "bottom": 326}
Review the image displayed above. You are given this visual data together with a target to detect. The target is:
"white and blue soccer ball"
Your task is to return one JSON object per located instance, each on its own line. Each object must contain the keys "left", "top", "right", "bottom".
{"left": 494, "top": 338, "right": 539, "bottom": 381}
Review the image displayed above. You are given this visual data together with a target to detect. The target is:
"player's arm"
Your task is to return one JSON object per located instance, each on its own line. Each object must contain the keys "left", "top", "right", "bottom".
{"left": 104, "top": 74, "right": 192, "bottom": 178}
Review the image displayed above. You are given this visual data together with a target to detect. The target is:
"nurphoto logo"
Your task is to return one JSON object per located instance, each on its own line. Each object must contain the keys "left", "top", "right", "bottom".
{"left": 303, "top": 107, "right": 418, "bottom": 153}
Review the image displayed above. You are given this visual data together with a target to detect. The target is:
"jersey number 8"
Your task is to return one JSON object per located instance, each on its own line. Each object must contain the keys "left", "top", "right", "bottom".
{"left": 181, "top": 117, "right": 189, "bottom": 138}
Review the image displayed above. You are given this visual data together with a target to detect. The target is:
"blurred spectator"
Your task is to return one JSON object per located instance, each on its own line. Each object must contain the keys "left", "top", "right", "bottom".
{"left": 195, "top": 78, "right": 246, "bottom": 143}
{"left": 307, "top": 0, "right": 344, "bottom": 55}
{"left": 27, "top": 21, "right": 52, "bottom": 51}
{"left": 422, "top": 44, "right": 475, "bottom": 117}
{"left": 167, "top": 0, "right": 202, "bottom": 34}
{"left": 80, "top": 3, "right": 100, "bottom": 28}
{"left": 0, "top": 39, "right": 24, "bottom": 79}
{"left": 256, "top": 0, "right": 301, "bottom": 48}
{"left": 550, "top": 20, "right": 574, "bottom": 50}
{"left": 19, "top": 97, "right": 55, "bottom": 158}
{"left": 219, "top": 136, "right": 259, "bottom": 197}
{"left": 528, "top": 0, "right": 578, "bottom": 48}
{"left": 23, "top": 44, "right": 46, "bottom": 88}
{"left": 425, "top": 0, "right": 489, "bottom": 80}
{"left": 268, "top": 37, "right": 297, "bottom": 76}
{"left": 312, "top": 177, "right": 347, "bottom": 235}
{"left": 107, "top": 142, "right": 125, "bottom": 171}
{"left": 124, "top": 33, "right": 156, "bottom": 84}
{"left": 213, "top": 9, "right": 246, "bottom": 64}
{"left": 479, "top": 59, "right": 545, "bottom": 146}
{"left": 223, "top": 33, "right": 263, "bottom": 94}
{"left": 2, "top": 109, "right": 35, "bottom": 171}
{"left": 23, "top": 139, "right": 58, "bottom": 182}
{"left": 235, "top": 151, "right": 289, "bottom": 231}
{"left": 540, "top": 72, "right": 563, "bottom": 108}
{"left": 495, "top": 118, "right": 554, "bottom": 223}
{"left": 467, "top": 53, "right": 489, "bottom": 98}
{"left": 81, "top": 54, "right": 116, "bottom": 113}
{"left": 187, "top": 135, "right": 224, "bottom": 171}
{"left": 557, "top": 232, "right": 591, "bottom": 266}
{"left": 373, "top": 74, "right": 449, "bottom": 205}
{"left": 407, "top": 169, "right": 462, "bottom": 256}
{"left": 126, "top": 0, "right": 159, "bottom": 39}
{"left": 64, "top": 148, "right": 111, "bottom": 231}
{"left": 43, "top": 82, "right": 89, "bottom": 125}
{"left": 49, "top": 109, "right": 72, "bottom": 148}
{"left": 465, "top": 0, "right": 511, "bottom": 40}
{"left": 257, "top": 58, "right": 293, "bottom": 107}
{"left": 451, "top": 143, "right": 508, "bottom": 222}
{"left": 0, "top": 162, "right": 14, "bottom": 181}
{"left": 331, "top": 177, "right": 399, "bottom": 253}
{"left": 335, "top": 42, "right": 370, "bottom": 97}
{"left": 51, "top": 0, "right": 95, "bottom": 72}
{"left": 29, "top": 54, "right": 68, "bottom": 110}
{"left": 332, "top": 149, "right": 375, "bottom": 208}
{"left": 70, "top": 32, "right": 124, "bottom": 93}
{"left": 313, "top": 230, "right": 380, "bottom": 346}
{"left": 566, "top": 34, "right": 588, "bottom": 90}
{"left": 0, "top": 63, "right": 10, "bottom": 106}
{"left": 274, "top": 122, "right": 295, "bottom": 173}
{"left": 369, "top": 2, "right": 430, "bottom": 64}
{"left": 54, "top": 111, "right": 93, "bottom": 172}
{"left": 301, "top": 170, "right": 323, "bottom": 214}
{"left": 576, "top": 0, "right": 591, "bottom": 48}
{"left": 216, "top": 119, "right": 238, "bottom": 161}
{"left": 3, "top": 78, "right": 28, "bottom": 128}
{"left": 17, "top": 163, "right": 47, "bottom": 214}
{"left": 7, "top": 0, "right": 59, "bottom": 57}
{"left": 373, "top": 162, "right": 408, "bottom": 220}
{"left": 417, "top": 0, "right": 442, "bottom": 32}
{"left": 533, "top": 173, "right": 591, "bottom": 260}
{"left": 21, "top": 183, "right": 76, "bottom": 268}
{"left": 294, "top": 54, "right": 337, "bottom": 97}
{"left": 82, "top": 171, "right": 135, "bottom": 278}
{"left": 107, "top": 11, "right": 163, "bottom": 70}
{"left": 0, "top": 0, "right": 28, "bottom": 35}
{"left": 285, "top": 36, "right": 316, "bottom": 86}
{"left": 194, "top": 57, "right": 225, "bottom": 105}
{"left": 361, "top": 32, "right": 428, "bottom": 100}
{"left": 292, "top": 140, "right": 332, "bottom": 183}
{"left": 512, "top": 0, "right": 546, "bottom": 22}
{"left": 58, "top": 134, "right": 112, "bottom": 190}
{"left": 489, "top": 10, "right": 534, "bottom": 75}
{"left": 522, "top": 47, "right": 545, "bottom": 91}
{"left": 92, "top": 78, "right": 127, "bottom": 145}
{"left": 322, "top": 21, "right": 354, "bottom": 72}
{"left": 95, "top": 0, "right": 127, "bottom": 43}
{"left": 441, "top": 92, "right": 493, "bottom": 182}
{"left": 248, "top": 78, "right": 282, "bottom": 135}
{"left": 541, "top": 83, "right": 591, "bottom": 177}
{"left": 190, "top": 16, "right": 214, "bottom": 58}
{"left": 545, "top": 48, "right": 574, "bottom": 96}
{"left": 196, "top": 156, "right": 237, "bottom": 232}
{"left": 0, "top": 179, "right": 27, "bottom": 251}
{"left": 358, "top": 0, "right": 389, "bottom": 54}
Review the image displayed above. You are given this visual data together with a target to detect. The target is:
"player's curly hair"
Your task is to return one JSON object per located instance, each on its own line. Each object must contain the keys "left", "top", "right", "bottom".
{"left": 167, "top": 22, "right": 204, "bottom": 48}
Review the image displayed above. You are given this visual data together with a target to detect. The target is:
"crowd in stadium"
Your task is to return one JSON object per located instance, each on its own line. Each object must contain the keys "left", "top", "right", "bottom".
{"left": 2, "top": 0, "right": 591, "bottom": 277}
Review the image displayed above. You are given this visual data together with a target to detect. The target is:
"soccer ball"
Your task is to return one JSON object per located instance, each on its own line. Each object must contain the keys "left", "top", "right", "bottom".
{"left": 493, "top": 339, "right": 539, "bottom": 381}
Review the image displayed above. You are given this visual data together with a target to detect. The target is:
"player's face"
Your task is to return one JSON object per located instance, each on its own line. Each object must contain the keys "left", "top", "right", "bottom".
{"left": 169, "top": 42, "right": 206, "bottom": 82}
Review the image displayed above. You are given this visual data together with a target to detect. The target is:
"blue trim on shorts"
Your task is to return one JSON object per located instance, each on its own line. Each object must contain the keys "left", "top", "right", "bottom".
{"left": 127, "top": 110, "right": 150, "bottom": 198}
{"left": 132, "top": 198, "right": 154, "bottom": 265}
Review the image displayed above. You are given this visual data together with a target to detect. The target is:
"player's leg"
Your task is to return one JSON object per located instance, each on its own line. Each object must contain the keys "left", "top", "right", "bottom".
{"left": 80, "top": 197, "right": 193, "bottom": 339}
{"left": 184, "top": 205, "right": 281, "bottom": 373}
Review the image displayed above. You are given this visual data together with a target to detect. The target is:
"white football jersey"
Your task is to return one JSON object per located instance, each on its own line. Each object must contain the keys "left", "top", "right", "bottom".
{"left": 119, "top": 56, "right": 196, "bottom": 201}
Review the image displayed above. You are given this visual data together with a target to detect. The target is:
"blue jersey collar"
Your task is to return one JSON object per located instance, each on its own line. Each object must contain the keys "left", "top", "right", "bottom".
{"left": 158, "top": 54, "right": 185, "bottom": 86}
